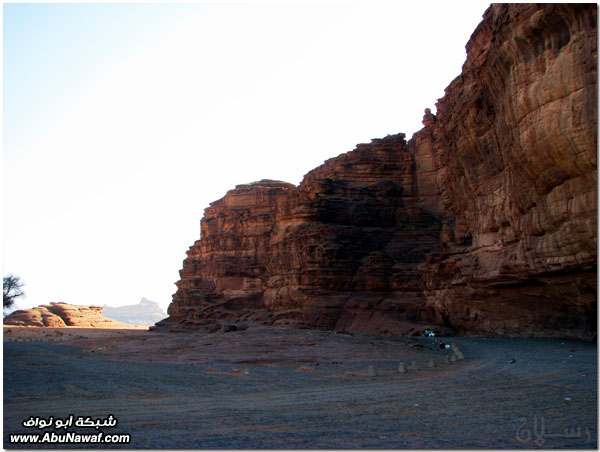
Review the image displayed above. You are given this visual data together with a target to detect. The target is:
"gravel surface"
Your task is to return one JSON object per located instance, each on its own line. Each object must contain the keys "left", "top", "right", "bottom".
{"left": 3, "top": 326, "right": 597, "bottom": 449}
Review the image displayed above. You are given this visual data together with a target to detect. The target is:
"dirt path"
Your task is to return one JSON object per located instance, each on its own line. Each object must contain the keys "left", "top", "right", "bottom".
{"left": 3, "top": 326, "right": 597, "bottom": 448}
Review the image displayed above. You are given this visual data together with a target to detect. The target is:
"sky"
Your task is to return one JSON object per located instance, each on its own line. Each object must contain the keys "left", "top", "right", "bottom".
{"left": 3, "top": 1, "right": 489, "bottom": 313}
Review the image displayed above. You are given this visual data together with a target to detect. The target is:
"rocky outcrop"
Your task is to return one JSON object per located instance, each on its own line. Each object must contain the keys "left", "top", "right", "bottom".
{"left": 103, "top": 298, "right": 167, "bottom": 326}
{"left": 157, "top": 4, "right": 597, "bottom": 339}
{"left": 3, "top": 302, "right": 137, "bottom": 328}
{"left": 412, "top": 3, "right": 597, "bottom": 339}
{"left": 160, "top": 145, "right": 448, "bottom": 336}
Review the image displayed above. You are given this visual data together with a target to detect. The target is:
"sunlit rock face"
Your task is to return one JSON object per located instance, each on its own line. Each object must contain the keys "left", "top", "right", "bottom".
{"left": 3, "top": 302, "right": 134, "bottom": 328}
{"left": 157, "top": 4, "right": 597, "bottom": 339}
{"left": 160, "top": 146, "right": 447, "bottom": 336}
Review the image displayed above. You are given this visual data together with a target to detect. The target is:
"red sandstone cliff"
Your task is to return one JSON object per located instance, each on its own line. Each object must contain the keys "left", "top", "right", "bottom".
{"left": 3, "top": 302, "right": 139, "bottom": 328}
{"left": 157, "top": 4, "right": 597, "bottom": 339}
{"left": 413, "top": 4, "right": 597, "bottom": 338}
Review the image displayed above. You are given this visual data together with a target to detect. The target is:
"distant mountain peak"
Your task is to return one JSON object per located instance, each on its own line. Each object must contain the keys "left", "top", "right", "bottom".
{"left": 102, "top": 298, "right": 167, "bottom": 326}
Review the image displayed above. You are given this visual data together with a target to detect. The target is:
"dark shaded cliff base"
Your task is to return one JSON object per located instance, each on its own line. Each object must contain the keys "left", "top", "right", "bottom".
{"left": 4, "top": 326, "right": 597, "bottom": 449}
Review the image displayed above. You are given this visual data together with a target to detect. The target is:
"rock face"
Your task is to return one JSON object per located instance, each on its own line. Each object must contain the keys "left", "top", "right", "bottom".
{"left": 3, "top": 302, "right": 136, "bottom": 328}
{"left": 157, "top": 4, "right": 597, "bottom": 339}
{"left": 413, "top": 4, "right": 597, "bottom": 339}
{"left": 103, "top": 298, "right": 167, "bottom": 326}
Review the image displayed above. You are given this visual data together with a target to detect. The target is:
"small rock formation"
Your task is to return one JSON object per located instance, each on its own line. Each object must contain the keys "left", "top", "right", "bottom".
{"left": 157, "top": 4, "right": 596, "bottom": 339}
{"left": 421, "top": 108, "right": 436, "bottom": 127}
{"left": 367, "top": 365, "right": 377, "bottom": 377}
{"left": 102, "top": 298, "right": 167, "bottom": 326}
{"left": 398, "top": 361, "right": 407, "bottom": 373}
{"left": 3, "top": 302, "right": 136, "bottom": 328}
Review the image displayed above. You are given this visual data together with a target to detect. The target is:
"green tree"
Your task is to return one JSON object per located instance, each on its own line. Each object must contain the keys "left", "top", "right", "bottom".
{"left": 3, "top": 274, "right": 24, "bottom": 312}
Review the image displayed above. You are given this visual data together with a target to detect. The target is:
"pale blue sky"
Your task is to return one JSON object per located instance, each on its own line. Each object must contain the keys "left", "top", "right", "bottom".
{"left": 4, "top": 2, "right": 489, "bottom": 312}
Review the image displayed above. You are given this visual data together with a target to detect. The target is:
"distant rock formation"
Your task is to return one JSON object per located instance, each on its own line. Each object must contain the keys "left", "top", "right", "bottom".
{"left": 102, "top": 298, "right": 167, "bottom": 326}
{"left": 156, "top": 4, "right": 597, "bottom": 339}
{"left": 3, "top": 302, "right": 136, "bottom": 328}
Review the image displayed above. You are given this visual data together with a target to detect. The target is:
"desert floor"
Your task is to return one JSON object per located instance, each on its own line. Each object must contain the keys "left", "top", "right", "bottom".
{"left": 3, "top": 325, "right": 597, "bottom": 449}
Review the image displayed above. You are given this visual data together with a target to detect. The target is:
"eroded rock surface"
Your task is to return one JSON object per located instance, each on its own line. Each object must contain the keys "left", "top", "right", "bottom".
{"left": 4, "top": 302, "right": 136, "bottom": 328}
{"left": 414, "top": 3, "right": 597, "bottom": 338}
{"left": 158, "top": 4, "right": 596, "bottom": 339}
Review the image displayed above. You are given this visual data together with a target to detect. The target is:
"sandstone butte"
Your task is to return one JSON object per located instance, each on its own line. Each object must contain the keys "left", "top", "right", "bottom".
{"left": 155, "top": 4, "right": 597, "bottom": 340}
{"left": 3, "top": 302, "right": 139, "bottom": 328}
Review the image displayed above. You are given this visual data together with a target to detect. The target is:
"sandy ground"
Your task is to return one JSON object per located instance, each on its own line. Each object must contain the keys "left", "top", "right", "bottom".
{"left": 3, "top": 325, "right": 597, "bottom": 449}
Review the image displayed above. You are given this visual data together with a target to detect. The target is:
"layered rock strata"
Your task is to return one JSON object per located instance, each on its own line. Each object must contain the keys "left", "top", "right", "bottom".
{"left": 414, "top": 3, "right": 597, "bottom": 339}
{"left": 4, "top": 302, "right": 137, "bottom": 328}
{"left": 158, "top": 4, "right": 597, "bottom": 339}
